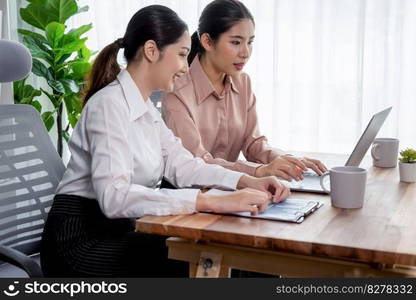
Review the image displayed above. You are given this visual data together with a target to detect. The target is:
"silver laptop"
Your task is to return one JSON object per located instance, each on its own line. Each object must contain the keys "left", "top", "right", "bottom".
{"left": 283, "top": 107, "right": 392, "bottom": 194}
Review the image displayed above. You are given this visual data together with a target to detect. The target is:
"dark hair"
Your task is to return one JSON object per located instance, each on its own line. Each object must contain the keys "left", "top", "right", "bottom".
{"left": 188, "top": 0, "right": 254, "bottom": 65}
{"left": 84, "top": 5, "right": 188, "bottom": 105}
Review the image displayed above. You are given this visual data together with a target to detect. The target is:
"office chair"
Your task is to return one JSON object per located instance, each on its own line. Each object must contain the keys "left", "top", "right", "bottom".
{"left": 0, "top": 40, "right": 65, "bottom": 277}
{"left": 0, "top": 39, "right": 32, "bottom": 83}
{"left": 0, "top": 104, "right": 65, "bottom": 277}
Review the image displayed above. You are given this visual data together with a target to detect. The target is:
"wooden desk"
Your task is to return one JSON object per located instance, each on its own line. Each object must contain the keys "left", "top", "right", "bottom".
{"left": 136, "top": 153, "right": 416, "bottom": 277}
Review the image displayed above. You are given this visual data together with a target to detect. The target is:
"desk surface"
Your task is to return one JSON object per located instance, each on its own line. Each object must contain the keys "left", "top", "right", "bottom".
{"left": 136, "top": 153, "right": 416, "bottom": 267}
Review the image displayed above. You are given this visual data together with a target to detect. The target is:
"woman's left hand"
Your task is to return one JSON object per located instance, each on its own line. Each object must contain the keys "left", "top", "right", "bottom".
{"left": 237, "top": 175, "right": 290, "bottom": 203}
{"left": 294, "top": 156, "right": 328, "bottom": 175}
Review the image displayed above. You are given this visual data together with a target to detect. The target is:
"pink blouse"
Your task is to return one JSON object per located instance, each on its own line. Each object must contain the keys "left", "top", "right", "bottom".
{"left": 162, "top": 57, "right": 285, "bottom": 176}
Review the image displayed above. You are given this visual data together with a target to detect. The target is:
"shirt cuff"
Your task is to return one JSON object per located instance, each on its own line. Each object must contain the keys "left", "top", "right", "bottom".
{"left": 218, "top": 169, "right": 244, "bottom": 190}
{"left": 234, "top": 160, "right": 262, "bottom": 176}
{"left": 168, "top": 188, "right": 200, "bottom": 214}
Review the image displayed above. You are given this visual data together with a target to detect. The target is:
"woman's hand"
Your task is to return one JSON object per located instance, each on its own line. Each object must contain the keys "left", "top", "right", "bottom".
{"left": 299, "top": 156, "right": 328, "bottom": 175}
{"left": 196, "top": 188, "right": 271, "bottom": 215}
{"left": 255, "top": 155, "right": 328, "bottom": 181}
{"left": 237, "top": 175, "right": 290, "bottom": 203}
{"left": 196, "top": 175, "right": 290, "bottom": 215}
{"left": 255, "top": 156, "right": 306, "bottom": 181}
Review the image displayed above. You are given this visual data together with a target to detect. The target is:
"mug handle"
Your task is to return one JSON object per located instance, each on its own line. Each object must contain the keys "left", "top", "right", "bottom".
{"left": 320, "top": 172, "right": 331, "bottom": 193}
{"left": 371, "top": 143, "right": 380, "bottom": 161}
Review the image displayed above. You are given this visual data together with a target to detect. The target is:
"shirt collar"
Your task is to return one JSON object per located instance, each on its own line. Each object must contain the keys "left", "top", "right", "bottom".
{"left": 117, "top": 69, "right": 148, "bottom": 121}
{"left": 189, "top": 56, "right": 240, "bottom": 105}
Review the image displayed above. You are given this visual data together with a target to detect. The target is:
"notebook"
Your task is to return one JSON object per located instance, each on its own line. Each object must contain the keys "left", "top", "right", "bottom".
{"left": 205, "top": 189, "right": 323, "bottom": 223}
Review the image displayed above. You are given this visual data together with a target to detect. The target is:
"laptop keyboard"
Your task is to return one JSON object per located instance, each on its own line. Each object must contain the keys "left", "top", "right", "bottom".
{"left": 281, "top": 169, "right": 326, "bottom": 191}
{"left": 303, "top": 170, "right": 319, "bottom": 177}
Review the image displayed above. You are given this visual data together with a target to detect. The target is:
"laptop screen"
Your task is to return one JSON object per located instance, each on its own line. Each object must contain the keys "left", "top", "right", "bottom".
{"left": 345, "top": 107, "right": 392, "bottom": 166}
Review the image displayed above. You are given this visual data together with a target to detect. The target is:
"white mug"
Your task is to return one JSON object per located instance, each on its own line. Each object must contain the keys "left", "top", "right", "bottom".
{"left": 371, "top": 138, "right": 399, "bottom": 168}
{"left": 320, "top": 166, "right": 367, "bottom": 209}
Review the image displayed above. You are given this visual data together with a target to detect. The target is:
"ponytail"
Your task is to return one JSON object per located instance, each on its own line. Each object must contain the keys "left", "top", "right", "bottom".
{"left": 83, "top": 40, "right": 123, "bottom": 106}
{"left": 188, "top": 31, "right": 202, "bottom": 66}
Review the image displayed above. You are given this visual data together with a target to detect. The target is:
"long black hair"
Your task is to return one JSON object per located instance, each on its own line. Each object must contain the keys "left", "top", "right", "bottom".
{"left": 84, "top": 5, "right": 188, "bottom": 105}
{"left": 188, "top": 0, "right": 254, "bottom": 65}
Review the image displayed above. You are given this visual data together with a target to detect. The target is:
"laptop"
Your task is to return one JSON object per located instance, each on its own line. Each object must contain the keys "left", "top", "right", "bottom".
{"left": 283, "top": 107, "right": 393, "bottom": 194}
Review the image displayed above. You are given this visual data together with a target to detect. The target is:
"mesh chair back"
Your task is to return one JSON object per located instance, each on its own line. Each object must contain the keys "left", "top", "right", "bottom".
{"left": 0, "top": 105, "right": 65, "bottom": 256}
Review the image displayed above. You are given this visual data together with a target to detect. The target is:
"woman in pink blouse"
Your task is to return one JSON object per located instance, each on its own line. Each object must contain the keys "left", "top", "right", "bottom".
{"left": 162, "top": 0, "right": 327, "bottom": 182}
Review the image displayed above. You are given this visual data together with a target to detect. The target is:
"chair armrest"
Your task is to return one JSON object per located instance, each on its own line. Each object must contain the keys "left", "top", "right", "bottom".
{"left": 0, "top": 245, "right": 43, "bottom": 277}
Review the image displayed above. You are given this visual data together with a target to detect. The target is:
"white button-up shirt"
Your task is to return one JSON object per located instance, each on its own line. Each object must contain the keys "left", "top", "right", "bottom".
{"left": 56, "top": 69, "right": 243, "bottom": 218}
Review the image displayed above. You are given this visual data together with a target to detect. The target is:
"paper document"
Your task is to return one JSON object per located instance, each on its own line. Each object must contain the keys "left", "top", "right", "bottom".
{"left": 205, "top": 189, "right": 323, "bottom": 223}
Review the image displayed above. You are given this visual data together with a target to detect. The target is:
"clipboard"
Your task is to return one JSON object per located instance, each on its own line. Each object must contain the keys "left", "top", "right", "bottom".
{"left": 233, "top": 198, "right": 323, "bottom": 223}
{"left": 205, "top": 189, "right": 323, "bottom": 223}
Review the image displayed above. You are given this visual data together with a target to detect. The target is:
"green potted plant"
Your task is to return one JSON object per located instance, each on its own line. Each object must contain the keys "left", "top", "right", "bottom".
{"left": 399, "top": 148, "right": 416, "bottom": 182}
{"left": 13, "top": 0, "right": 93, "bottom": 157}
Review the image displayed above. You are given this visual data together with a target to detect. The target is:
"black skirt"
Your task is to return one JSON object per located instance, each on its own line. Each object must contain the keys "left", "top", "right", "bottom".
{"left": 40, "top": 194, "right": 187, "bottom": 277}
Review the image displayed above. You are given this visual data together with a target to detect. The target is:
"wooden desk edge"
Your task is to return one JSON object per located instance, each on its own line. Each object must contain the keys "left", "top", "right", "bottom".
{"left": 136, "top": 217, "right": 416, "bottom": 268}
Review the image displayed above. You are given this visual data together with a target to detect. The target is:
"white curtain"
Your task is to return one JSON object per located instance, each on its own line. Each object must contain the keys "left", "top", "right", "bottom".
{"left": 71, "top": 0, "right": 416, "bottom": 154}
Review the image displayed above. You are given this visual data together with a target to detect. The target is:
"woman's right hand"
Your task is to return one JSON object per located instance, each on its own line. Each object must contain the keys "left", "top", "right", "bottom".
{"left": 255, "top": 156, "right": 307, "bottom": 181}
{"left": 196, "top": 188, "right": 271, "bottom": 215}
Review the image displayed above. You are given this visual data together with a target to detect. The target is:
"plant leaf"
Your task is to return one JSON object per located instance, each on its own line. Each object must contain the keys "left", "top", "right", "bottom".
{"left": 13, "top": 79, "right": 26, "bottom": 101}
{"left": 76, "top": 5, "right": 89, "bottom": 14}
{"left": 23, "top": 36, "right": 53, "bottom": 61}
{"left": 32, "top": 100, "right": 43, "bottom": 112}
{"left": 20, "top": 0, "right": 79, "bottom": 29}
{"left": 70, "top": 62, "right": 90, "bottom": 81}
{"left": 57, "top": 38, "right": 87, "bottom": 55}
{"left": 55, "top": 38, "right": 87, "bottom": 62}
{"left": 48, "top": 80, "right": 66, "bottom": 94}
{"left": 32, "top": 58, "right": 53, "bottom": 81}
{"left": 66, "top": 94, "right": 82, "bottom": 112}
{"left": 48, "top": 0, "right": 79, "bottom": 24}
{"left": 78, "top": 45, "right": 93, "bottom": 61}
{"left": 42, "top": 111, "right": 55, "bottom": 131}
{"left": 63, "top": 130, "right": 71, "bottom": 142}
{"left": 20, "top": 5, "right": 52, "bottom": 30}
{"left": 13, "top": 78, "right": 43, "bottom": 109}
{"left": 55, "top": 53, "right": 71, "bottom": 65}
{"left": 60, "top": 79, "right": 79, "bottom": 93}
{"left": 18, "top": 29, "right": 48, "bottom": 44}
{"left": 67, "top": 113, "right": 79, "bottom": 128}
{"left": 23, "top": 84, "right": 42, "bottom": 98}
{"left": 63, "top": 94, "right": 81, "bottom": 128}
{"left": 40, "top": 88, "right": 58, "bottom": 106}
{"left": 66, "top": 23, "right": 92, "bottom": 39}
{"left": 45, "top": 22, "right": 65, "bottom": 48}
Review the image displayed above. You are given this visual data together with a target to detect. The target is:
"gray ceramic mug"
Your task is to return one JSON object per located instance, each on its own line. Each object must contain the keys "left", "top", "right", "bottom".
{"left": 371, "top": 138, "right": 399, "bottom": 168}
{"left": 320, "top": 166, "right": 367, "bottom": 209}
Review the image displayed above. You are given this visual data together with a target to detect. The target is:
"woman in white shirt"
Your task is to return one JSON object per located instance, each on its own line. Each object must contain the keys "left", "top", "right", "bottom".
{"left": 40, "top": 5, "right": 290, "bottom": 277}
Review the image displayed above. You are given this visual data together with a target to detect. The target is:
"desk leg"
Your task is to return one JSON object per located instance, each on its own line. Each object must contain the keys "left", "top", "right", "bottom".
{"left": 219, "top": 265, "right": 231, "bottom": 278}
{"left": 189, "top": 263, "right": 197, "bottom": 278}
